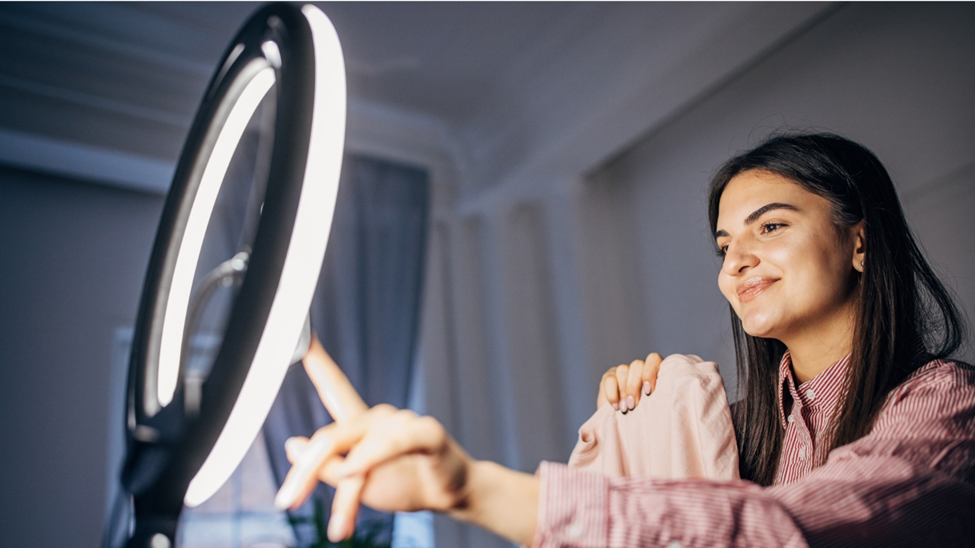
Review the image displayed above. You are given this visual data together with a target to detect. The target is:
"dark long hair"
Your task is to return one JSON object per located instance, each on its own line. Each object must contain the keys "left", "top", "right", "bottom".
{"left": 707, "top": 133, "right": 966, "bottom": 485}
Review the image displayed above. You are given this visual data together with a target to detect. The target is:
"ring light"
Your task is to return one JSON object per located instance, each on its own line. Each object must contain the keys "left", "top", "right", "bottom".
{"left": 115, "top": 4, "right": 345, "bottom": 547}
{"left": 157, "top": 66, "right": 275, "bottom": 411}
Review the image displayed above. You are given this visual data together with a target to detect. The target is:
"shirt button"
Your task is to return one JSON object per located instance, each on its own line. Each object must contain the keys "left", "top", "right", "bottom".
{"left": 787, "top": 414, "right": 794, "bottom": 423}
{"left": 807, "top": 389, "right": 816, "bottom": 400}
{"left": 799, "top": 447, "right": 807, "bottom": 459}
{"left": 565, "top": 522, "right": 584, "bottom": 539}
{"left": 667, "top": 541, "right": 684, "bottom": 548}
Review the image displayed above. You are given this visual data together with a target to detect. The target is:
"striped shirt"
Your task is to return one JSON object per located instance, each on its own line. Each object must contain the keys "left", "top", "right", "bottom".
{"left": 775, "top": 351, "right": 851, "bottom": 484}
{"left": 532, "top": 354, "right": 975, "bottom": 547}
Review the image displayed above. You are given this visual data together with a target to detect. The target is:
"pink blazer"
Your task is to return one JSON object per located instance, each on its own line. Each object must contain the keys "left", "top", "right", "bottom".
{"left": 568, "top": 354, "right": 739, "bottom": 480}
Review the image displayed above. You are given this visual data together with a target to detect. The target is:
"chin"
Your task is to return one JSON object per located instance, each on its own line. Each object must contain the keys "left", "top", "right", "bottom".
{"left": 738, "top": 313, "right": 778, "bottom": 339}
{"left": 742, "top": 326, "right": 776, "bottom": 339}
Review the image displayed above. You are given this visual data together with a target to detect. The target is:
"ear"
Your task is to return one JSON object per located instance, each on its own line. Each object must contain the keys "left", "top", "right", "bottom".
{"left": 852, "top": 221, "right": 866, "bottom": 273}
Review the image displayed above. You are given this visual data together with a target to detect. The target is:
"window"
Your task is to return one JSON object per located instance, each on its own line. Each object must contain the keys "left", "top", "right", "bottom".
{"left": 178, "top": 430, "right": 296, "bottom": 548}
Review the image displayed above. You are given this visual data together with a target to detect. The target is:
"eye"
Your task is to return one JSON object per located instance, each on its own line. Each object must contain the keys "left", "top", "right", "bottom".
{"left": 716, "top": 243, "right": 729, "bottom": 257}
{"left": 760, "top": 222, "right": 785, "bottom": 235}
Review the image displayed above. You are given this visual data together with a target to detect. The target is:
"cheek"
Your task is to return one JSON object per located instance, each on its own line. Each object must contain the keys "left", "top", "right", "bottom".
{"left": 775, "top": 235, "right": 851, "bottom": 301}
{"left": 763, "top": 242, "right": 794, "bottom": 270}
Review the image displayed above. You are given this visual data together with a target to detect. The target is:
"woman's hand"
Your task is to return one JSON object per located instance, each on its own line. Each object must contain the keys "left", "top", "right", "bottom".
{"left": 274, "top": 405, "right": 476, "bottom": 538}
{"left": 299, "top": 335, "right": 368, "bottom": 422}
{"left": 596, "top": 352, "right": 663, "bottom": 412}
{"left": 275, "top": 335, "right": 539, "bottom": 545}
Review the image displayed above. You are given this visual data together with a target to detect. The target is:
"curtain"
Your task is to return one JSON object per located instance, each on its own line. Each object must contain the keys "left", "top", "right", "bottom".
{"left": 263, "top": 154, "right": 430, "bottom": 547}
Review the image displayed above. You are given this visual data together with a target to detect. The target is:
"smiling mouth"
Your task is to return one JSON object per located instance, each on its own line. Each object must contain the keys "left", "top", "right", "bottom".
{"left": 737, "top": 277, "right": 777, "bottom": 303}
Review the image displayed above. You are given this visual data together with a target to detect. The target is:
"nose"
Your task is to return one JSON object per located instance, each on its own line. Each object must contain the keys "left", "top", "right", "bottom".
{"left": 721, "top": 240, "right": 758, "bottom": 276}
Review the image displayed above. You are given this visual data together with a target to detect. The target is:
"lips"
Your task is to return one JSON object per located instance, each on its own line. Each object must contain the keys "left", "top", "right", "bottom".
{"left": 737, "top": 277, "right": 777, "bottom": 303}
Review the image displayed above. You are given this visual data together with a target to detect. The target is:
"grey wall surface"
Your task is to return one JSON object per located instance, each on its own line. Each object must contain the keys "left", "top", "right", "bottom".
{"left": 0, "top": 167, "right": 163, "bottom": 546}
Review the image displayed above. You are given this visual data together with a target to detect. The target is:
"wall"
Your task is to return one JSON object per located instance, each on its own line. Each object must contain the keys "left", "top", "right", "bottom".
{"left": 0, "top": 166, "right": 163, "bottom": 546}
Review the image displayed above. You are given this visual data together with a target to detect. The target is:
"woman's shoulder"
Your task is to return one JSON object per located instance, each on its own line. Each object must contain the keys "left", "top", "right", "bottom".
{"left": 884, "top": 357, "right": 975, "bottom": 413}
{"left": 904, "top": 357, "right": 975, "bottom": 388}
{"left": 859, "top": 358, "right": 975, "bottom": 475}
{"left": 864, "top": 357, "right": 975, "bottom": 482}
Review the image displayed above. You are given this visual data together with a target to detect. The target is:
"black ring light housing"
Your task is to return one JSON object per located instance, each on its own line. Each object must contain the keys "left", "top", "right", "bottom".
{"left": 115, "top": 4, "right": 346, "bottom": 547}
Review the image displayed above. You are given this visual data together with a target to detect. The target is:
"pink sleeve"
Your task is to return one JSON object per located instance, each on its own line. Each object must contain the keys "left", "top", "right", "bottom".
{"left": 533, "top": 462, "right": 807, "bottom": 548}
{"left": 534, "top": 455, "right": 975, "bottom": 548}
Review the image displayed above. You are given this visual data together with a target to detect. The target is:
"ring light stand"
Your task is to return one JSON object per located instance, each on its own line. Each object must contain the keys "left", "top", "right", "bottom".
{"left": 114, "top": 4, "right": 346, "bottom": 547}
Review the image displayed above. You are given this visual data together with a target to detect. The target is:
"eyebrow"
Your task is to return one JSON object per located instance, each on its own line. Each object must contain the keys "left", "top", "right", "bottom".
{"left": 714, "top": 202, "right": 800, "bottom": 238}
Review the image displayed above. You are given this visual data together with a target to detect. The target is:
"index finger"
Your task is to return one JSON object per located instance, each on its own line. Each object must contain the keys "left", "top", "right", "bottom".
{"left": 302, "top": 334, "right": 368, "bottom": 422}
{"left": 598, "top": 370, "right": 621, "bottom": 410}
{"left": 274, "top": 405, "right": 392, "bottom": 510}
{"left": 274, "top": 431, "right": 339, "bottom": 510}
{"left": 643, "top": 352, "right": 663, "bottom": 394}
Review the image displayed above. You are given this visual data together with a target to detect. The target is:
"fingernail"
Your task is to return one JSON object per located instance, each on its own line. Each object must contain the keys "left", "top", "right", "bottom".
{"left": 327, "top": 513, "right": 349, "bottom": 543}
{"left": 274, "top": 479, "right": 298, "bottom": 510}
{"left": 626, "top": 396, "right": 635, "bottom": 410}
{"left": 274, "top": 436, "right": 332, "bottom": 510}
{"left": 285, "top": 437, "right": 306, "bottom": 458}
{"left": 643, "top": 381, "right": 651, "bottom": 396}
{"left": 612, "top": 402, "right": 619, "bottom": 411}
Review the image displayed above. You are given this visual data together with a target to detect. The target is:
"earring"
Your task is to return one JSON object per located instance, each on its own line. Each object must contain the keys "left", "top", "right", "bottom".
{"left": 860, "top": 260, "right": 865, "bottom": 267}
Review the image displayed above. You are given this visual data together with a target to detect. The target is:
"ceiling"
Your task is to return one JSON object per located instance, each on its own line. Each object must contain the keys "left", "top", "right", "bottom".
{"left": 0, "top": 2, "right": 832, "bottom": 196}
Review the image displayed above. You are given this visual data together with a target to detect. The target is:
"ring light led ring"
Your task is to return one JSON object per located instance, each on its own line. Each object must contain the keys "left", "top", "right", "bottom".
{"left": 124, "top": 2, "right": 345, "bottom": 526}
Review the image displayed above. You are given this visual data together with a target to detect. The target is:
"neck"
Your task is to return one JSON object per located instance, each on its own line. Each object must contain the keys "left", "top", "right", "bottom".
{"left": 782, "top": 310, "right": 855, "bottom": 384}
{"left": 787, "top": 340, "right": 851, "bottom": 384}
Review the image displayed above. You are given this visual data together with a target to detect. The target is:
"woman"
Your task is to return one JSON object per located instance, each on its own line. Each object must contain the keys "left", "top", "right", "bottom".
{"left": 275, "top": 133, "right": 975, "bottom": 546}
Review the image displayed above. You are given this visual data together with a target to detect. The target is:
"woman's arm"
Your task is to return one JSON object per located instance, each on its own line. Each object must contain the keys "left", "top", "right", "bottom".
{"left": 533, "top": 359, "right": 975, "bottom": 547}
{"left": 275, "top": 405, "right": 540, "bottom": 544}
{"left": 453, "top": 460, "right": 540, "bottom": 544}
{"left": 275, "top": 337, "right": 540, "bottom": 544}
{"left": 535, "top": 445, "right": 975, "bottom": 547}
{"left": 283, "top": 340, "right": 975, "bottom": 546}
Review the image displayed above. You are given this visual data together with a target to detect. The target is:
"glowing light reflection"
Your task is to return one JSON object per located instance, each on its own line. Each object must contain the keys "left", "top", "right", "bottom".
{"left": 156, "top": 66, "right": 276, "bottom": 409}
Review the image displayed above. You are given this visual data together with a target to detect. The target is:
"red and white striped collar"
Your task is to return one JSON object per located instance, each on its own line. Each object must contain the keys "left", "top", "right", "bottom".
{"left": 777, "top": 351, "right": 852, "bottom": 428}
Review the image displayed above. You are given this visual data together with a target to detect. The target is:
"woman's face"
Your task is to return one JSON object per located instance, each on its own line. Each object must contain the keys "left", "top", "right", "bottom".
{"left": 715, "top": 170, "right": 864, "bottom": 345}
